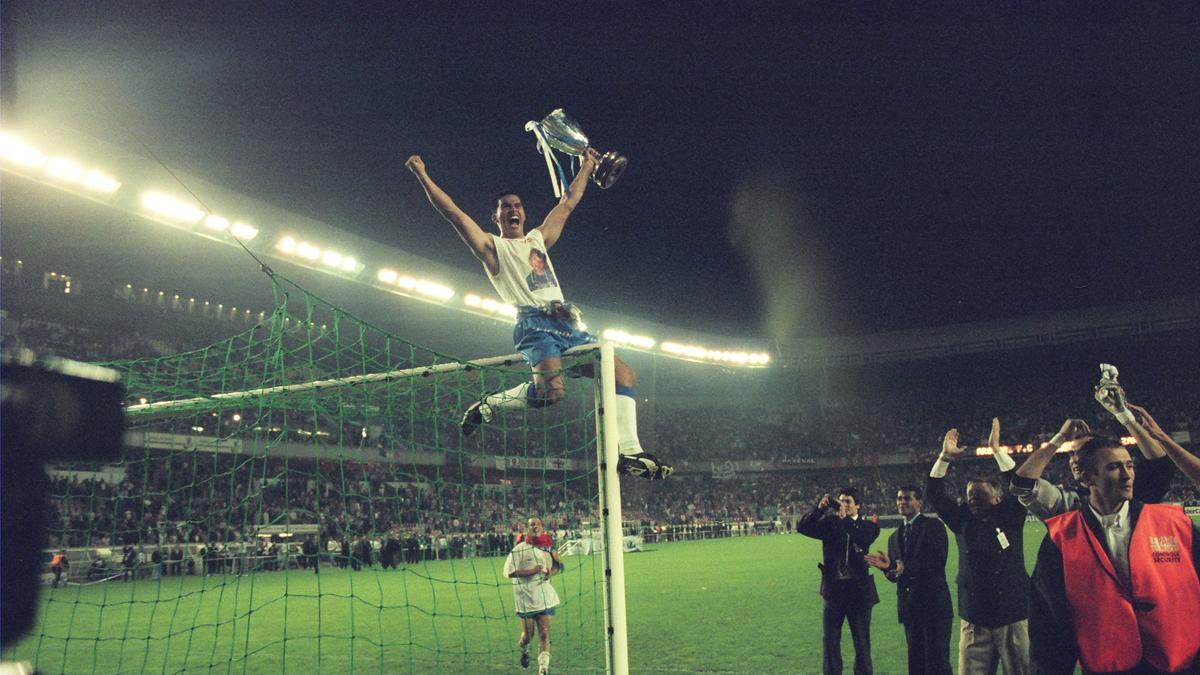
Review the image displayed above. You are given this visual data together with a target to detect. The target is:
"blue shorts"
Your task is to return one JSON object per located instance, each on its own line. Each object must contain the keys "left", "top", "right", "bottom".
{"left": 513, "top": 309, "right": 597, "bottom": 367}
{"left": 517, "top": 607, "right": 556, "bottom": 619}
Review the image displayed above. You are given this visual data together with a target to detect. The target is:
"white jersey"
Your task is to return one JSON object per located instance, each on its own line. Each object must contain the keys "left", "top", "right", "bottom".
{"left": 502, "top": 542, "right": 560, "bottom": 615}
{"left": 486, "top": 230, "right": 565, "bottom": 308}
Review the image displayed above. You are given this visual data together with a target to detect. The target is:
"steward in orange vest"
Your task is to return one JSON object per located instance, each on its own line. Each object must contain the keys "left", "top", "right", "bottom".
{"left": 1029, "top": 437, "right": 1200, "bottom": 675}
{"left": 50, "top": 550, "right": 69, "bottom": 588}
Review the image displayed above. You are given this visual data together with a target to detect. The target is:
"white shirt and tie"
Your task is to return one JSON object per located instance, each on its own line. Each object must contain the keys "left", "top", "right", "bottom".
{"left": 1088, "top": 500, "right": 1131, "bottom": 587}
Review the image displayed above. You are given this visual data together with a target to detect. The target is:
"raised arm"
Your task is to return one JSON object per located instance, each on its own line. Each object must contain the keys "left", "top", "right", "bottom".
{"left": 1096, "top": 385, "right": 1166, "bottom": 461}
{"left": 1011, "top": 418, "right": 1090, "bottom": 519}
{"left": 536, "top": 148, "right": 600, "bottom": 249}
{"left": 796, "top": 494, "right": 836, "bottom": 539}
{"left": 926, "top": 429, "right": 969, "bottom": 531}
{"left": 1015, "top": 419, "right": 1089, "bottom": 483}
{"left": 406, "top": 155, "right": 498, "bottom": 273}
{"left": 1129, "top": 403, "right": 1200, "bottom": 489}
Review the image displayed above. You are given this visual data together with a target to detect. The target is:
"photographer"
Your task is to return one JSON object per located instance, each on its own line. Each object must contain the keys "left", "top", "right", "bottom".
{"left": 797, "top": 488, "right": 880, "bottom": 675}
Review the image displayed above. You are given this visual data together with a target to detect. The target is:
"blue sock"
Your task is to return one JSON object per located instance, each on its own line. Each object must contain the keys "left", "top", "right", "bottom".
{"left": 615, "top": 386, "right": 636, "bottom": 398}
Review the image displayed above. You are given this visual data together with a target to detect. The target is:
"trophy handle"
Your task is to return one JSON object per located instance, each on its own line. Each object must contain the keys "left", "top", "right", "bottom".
{"left": 590, "top": 150, "right": 628, "bottom": 189}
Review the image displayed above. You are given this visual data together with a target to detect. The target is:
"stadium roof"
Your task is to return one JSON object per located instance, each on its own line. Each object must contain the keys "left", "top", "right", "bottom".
{"left": 4, "top": 120, "right": 1198, "bottom": 369}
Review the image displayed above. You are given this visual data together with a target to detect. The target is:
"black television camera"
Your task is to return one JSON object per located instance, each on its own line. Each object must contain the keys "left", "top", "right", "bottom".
{"left": 1, "top": 350, "right": 125, "bottom": 647}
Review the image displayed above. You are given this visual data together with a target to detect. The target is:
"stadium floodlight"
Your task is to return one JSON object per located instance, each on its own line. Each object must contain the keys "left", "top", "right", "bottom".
{"left": 297, "top": 242, "right": 321, "bottom": 260}
{"left": 464, "top": 292, "right": 518, "bottom": 319}
{"left": 376, "top": 270, "right": 454, "bottom": 302}
{"left": 601, "top": 329, "right": 657, "bottom": 350}
{"left": 276, "top": 237, "right": 355, "bottom": 271}
{"left": 0, "top": 133, "right": 47, "bottom": 168}
{"left": 82, "top": 170, "right": 122, "bottom": 194}
{"left": 45, "top": 157, "right": 83, "bottom": 182}
{"left": 229, "top": 223, "right": 258, "bottom": 240}
{"left": 415, "top": 280, "right": 454, "bottom": 301}
{"left": 205, "top": 215, "right": 230, "bottom": 231}
{"left": 141, "top": 191, "right": 205, "bottom": 224}
{"left": 659, "top": 341, "right": 770, "bottom": 367}
{"left": 33, "top": 152, "right": 122, "bottom": 194}
{"left": 661, "top": 342, "right": 699, "bottom": 358}
{"left": 310, "top": 250, "right": 360, "bottom": 273}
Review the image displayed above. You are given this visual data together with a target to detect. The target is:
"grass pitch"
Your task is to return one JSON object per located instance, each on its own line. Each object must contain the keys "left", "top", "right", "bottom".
{"left": 8, "top": 523, "right": 1052, "bottom": 673}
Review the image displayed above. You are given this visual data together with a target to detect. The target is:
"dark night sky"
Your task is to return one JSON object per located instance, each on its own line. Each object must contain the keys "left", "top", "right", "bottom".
{"left": 5, "top": 2, "right": 1199, "bottom": 338}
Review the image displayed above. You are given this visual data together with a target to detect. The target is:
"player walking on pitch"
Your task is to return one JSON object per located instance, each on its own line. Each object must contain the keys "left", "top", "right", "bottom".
{"left": 406, "top": 151, "right": 671, "bottom": 479}
{"left": 504, "top": 518, "right": 559, "bottom": 673}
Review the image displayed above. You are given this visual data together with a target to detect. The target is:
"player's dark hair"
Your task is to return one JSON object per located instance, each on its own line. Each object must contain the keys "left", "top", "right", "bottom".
{"left": 1074, "top": 435, "right": 1124, "bottom": 476}
{"left": 898, "top": 485, "right": 923, "bottom": 501}
{"left": 838, "top": 487, "right": 859, "bottom": 504}
{"left": 493, "top": 191, "right": 520, "bottom": 210}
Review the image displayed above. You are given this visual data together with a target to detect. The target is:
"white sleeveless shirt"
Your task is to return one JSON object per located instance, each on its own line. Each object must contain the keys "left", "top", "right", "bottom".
{"left": 485, "top": 229, "right": 565, "bottom": 308}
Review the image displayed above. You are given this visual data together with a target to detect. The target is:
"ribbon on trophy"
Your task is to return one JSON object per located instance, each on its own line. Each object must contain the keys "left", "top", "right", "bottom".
{"left": 525, "top": 109, "right": 628, "bottom": 197}
{"left": 525, "top": 119, "right": 574, "bottom": 199}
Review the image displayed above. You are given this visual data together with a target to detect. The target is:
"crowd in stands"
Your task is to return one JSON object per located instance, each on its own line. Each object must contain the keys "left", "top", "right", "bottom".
{"left": 0, "top": 313, "right": 178, "bottom": 363}
{"left": 6, "top": 297, "right": 1198, "bottom": 572}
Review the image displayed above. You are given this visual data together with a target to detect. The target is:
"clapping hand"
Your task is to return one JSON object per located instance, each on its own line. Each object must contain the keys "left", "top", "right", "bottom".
{"left": 941, "top": 429, "right": 966, "bottom": 461}
{"left": 865, "top": 551, "right": 904, "bottom": 578}
{"left": 988, "top": 417, "right": 1002, "bottom": 453}
{"left": 864, "top": 550, "right": 890, "bottom": 571}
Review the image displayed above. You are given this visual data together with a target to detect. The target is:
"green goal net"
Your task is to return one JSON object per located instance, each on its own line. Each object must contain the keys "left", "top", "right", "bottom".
{"left": 9, "top": 273, "right": 618, "bottom": 674}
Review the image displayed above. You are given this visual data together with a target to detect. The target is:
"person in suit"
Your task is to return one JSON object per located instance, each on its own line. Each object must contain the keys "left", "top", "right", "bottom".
{"left": 865, "top": 485, "right": 953, "bottom": 675}
{"left": 928, "top": 422, "right": 1031, "bottom": 675}
{"left": 797, "top": 487, "right": 880, "bottom": 675}
{"left": 302, "top": 535, "right": 320, "bottom": 574}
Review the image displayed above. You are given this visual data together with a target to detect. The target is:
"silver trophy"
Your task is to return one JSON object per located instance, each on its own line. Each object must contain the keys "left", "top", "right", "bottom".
{"left": 1098, "top": 363, "right": 1120, "bottom": 390}
{"left": 525, "top": 109, "right": 628, "bottom": 192}
{"left": 1095, "top": 362, "right": 1130, "bottom": 418}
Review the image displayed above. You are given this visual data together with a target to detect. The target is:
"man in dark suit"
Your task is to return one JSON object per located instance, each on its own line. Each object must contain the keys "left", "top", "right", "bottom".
{"left": 929, "top": 424, "right": 1031, "bottom": 675}
{"left": 302, "top": 535, "right": 320, "bottom": 574}
{"left": 798, "top": 487, "right": 881, "bottom": 675}
{"left": 866, "top": 485, "right": 953, "bottom": 675}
